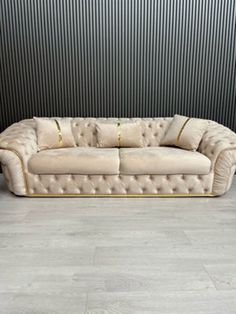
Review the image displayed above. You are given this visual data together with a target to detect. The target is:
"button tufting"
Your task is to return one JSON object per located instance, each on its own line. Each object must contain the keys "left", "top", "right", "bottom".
{"left": 3, "top": 115, "right": 232, "bottom": 196}
{"left": 49, "top": 176, "right": 55, "bottom": 183}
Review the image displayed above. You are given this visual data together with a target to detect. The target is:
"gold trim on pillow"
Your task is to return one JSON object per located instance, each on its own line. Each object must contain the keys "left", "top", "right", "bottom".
{"left": 117, "top": 122, "right": 121, "bottom": 147}
{"left": 54, "top": 119, "right": 63, "bottom": 147}
{"left": 176, "top": 117, "right": 191, "bottom": 145}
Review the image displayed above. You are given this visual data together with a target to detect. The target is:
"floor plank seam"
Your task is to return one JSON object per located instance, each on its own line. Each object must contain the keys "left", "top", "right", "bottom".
{"left": 84, "top": 293, "right": 89, "bottom": 314}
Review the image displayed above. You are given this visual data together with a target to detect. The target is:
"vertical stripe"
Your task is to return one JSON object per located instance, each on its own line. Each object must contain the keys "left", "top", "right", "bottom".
{"left": 0, "top": 0, "right": 235, "bottom": 132}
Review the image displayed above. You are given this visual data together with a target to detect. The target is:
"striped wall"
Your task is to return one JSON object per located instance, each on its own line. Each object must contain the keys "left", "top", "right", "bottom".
{"left": 0, "top": 0, "right": 235, "bottom": 133}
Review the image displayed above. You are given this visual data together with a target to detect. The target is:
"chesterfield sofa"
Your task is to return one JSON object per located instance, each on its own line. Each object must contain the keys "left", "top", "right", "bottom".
{"left": 0, "top": 117, "right": 236, "bottom": 197}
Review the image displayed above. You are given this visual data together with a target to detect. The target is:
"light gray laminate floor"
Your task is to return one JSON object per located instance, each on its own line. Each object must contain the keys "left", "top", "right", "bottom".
{"left": 0, "top": 174, "right": 236, "bottom": 314}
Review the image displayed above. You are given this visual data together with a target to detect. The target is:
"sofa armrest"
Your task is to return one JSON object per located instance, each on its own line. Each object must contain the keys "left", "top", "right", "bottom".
{"left": 198, "top": 121, "right": 236, "bottom": 195}
{"left": 199, "top": 121, "right": 236, "bottom": 166}
{"left": 212, "top": 149, "right": 236, "bottom": 195}
{"left": 0, "top": 119, "right": 37, "bottom": 195}
{"left": 0, "top": 119, "right": 37, "bottom": 163}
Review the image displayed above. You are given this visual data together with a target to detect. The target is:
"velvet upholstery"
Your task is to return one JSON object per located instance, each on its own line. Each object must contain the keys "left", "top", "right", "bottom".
{"left": 34, "top": 117, "right": 76, "bottom": 150}
{"left": 0, "top": 118, "right": 236, "bottom": 196}
{"left": 161, "top": 114, "right": 208, "bottom": 150}
{"left": 120, "top": 147, "right": 211, "bottom": 175}
{"left": 96, "top": 122, "right": 143, "bottom": 148}
{"left": 28, "top": 147, "right": 120, "bottom": 175}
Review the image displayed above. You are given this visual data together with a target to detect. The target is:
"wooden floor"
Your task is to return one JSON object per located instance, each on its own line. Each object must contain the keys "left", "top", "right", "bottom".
{"left": 0, "top": 175, "right": 236, "bottom": 313}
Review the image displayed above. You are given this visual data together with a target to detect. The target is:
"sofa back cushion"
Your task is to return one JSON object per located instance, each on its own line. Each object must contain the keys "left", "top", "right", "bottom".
{"left": 71, "top": 118, "right": 172, "bottom": 147}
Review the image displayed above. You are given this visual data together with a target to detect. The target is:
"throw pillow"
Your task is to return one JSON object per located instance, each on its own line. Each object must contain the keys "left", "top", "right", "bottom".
{"left": 34, "top": 117, "right": 76, "bottom": 150}
{"left": 161, "top": 114, "right": 208, "bottom": 150}
{"left": 96, "top": 121, "right": 143, "bottom": 148}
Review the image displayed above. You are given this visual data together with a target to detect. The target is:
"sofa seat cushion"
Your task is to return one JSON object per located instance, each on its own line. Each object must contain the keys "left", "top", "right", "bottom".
{"left": 28, "top": 147, "right": 120, "bottom": 175}
{"left": 120, "top": 147, "right": 211, "bottom": 175}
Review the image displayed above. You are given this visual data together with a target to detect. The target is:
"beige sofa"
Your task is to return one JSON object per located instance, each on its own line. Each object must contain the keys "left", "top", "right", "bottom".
{"left": 0, "top": 118, "right": 236, "bottom": 197}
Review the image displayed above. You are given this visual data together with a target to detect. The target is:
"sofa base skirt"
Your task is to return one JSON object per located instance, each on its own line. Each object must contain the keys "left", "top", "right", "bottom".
{"left": 8, "top": 172, "right": 213, "bottom": 197}
{"left": 26, "top": 193, "right": 215, "bottom": 198}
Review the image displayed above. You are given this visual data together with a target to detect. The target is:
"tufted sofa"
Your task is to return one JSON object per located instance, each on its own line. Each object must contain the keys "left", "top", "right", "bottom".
{"left": 0, "top": 118, "right": 236, "bottom": 197}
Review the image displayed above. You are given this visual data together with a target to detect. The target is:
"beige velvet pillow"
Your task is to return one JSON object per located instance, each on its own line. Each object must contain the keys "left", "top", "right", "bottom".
{"left": 96, "top": 122, "right": 143, "bottom": 148}
{"left": 161, "top": 114, "right": 208, "bottom": 150}
{"left": 34, "top": 117, "right": 76, "bottom": 150}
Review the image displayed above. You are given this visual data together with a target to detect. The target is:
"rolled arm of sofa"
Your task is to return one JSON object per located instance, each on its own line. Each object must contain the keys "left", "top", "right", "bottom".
{"left": 198, "top": 121, "right": 236, "bottom": 195}
{"left": 0, "top": 119, "right": 37, "bottom": 195}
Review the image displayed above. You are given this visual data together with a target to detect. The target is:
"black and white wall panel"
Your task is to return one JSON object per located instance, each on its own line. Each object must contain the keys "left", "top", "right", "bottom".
{"left": 0, "top": 0, "right": 235, "bottom": 132}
